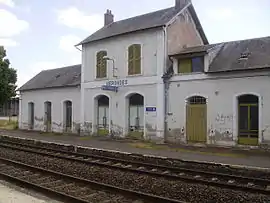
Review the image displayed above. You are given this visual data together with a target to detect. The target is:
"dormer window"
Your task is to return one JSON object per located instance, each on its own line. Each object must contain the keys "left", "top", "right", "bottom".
{"left": 178, "top": 56, "right": 204, "bottom": 74}
{"left": 239, "top": 52, "right": 250, "bottom": 60}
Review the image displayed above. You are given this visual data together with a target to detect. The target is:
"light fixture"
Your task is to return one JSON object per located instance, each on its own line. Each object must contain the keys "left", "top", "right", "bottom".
{"left": 103, "top": 56, "right": 117, "bottom": 78}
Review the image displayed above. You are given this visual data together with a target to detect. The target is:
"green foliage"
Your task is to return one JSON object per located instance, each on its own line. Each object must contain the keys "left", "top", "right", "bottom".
{"left": 0, "top": 46, "right": 17, "bottom": 105}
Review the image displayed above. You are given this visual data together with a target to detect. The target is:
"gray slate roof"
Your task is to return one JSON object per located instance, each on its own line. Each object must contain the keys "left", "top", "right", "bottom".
{"left": 171, "top": 36, "right": 270, "bottom": 73}
{"left": 18, "top": 64, "right": 81, "bottom": 91}
{"left": 78, "top": 4, "right": 208, "bottom": 45}
{"left": 209, "top": 36, "right": 270, "bottom": 72}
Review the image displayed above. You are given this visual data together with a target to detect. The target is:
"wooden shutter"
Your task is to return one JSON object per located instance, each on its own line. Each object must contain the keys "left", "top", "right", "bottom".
{"left": 96, "top": 51, "right": 107, "bottom": 78}
{"left": 178, "top": 58, "right": 192, "bottom": 73}
{"left": 128, "top": 44, "right": 141, "bottom": 75}
{"left": 134, "top": 44, "right": 141, "bottom": 74}
{"left": 128, "top": 46, "right": 134, "bottom": 75}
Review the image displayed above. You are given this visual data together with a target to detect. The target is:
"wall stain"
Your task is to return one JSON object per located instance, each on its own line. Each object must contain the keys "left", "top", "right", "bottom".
{"left": 110, "top": 120, "right": 124, "bottom": 137}
{"left": 145, "top": 123, "right": 157, "bottom": 140}
{"left": 166, "top": 127, "right": 185, "bottom": 144}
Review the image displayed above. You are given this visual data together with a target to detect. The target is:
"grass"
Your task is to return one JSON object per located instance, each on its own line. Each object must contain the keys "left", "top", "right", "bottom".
{"left": 129, "top": 142, "right": 246, "bottom": 158}
{"left": 0, "top": 118, "right": 18, "bottom": 130}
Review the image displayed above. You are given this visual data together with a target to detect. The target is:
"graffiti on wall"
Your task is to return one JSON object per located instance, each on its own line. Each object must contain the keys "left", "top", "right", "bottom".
{"left": 215, "top": 113, "right": 233, "bottom": 125}
{"left": 211, "top": 113, "right": 234, "bottom": 142}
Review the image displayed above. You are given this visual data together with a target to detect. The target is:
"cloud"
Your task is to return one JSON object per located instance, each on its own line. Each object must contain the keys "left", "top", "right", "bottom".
{"left": 56, "top": 7, "right": 103, "bottom": 33}
{"left": 0, "top": 9, "right": 29, "bottom": 37}
{"left": 0, "top": 0, "right": 14, "bottom": 7}
{"left": 17, "top": 61, "right": 61, "bottom": 87}
{"left": 0, "top": 38, "right": 17, "bottom": 47}
{"left": 207, "top": 8, "right": 234, "bottom": 20}
{"left": 59, "top": 34, "right": 81, "bottom": 52}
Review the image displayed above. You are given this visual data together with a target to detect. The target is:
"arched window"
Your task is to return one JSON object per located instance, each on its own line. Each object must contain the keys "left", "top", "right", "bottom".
{"left": 96, "top": 51, "right": 107, "bottom": 78}
{"left": 128, "top": 44, "right": 141, "bottom": 75}
{"left": 187, "top": 96, "right": 207, "bottom": 105}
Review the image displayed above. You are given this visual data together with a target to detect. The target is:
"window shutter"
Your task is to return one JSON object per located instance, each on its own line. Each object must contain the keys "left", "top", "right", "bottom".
{"left": 128, "top": 45, "right": 134, "bottom": 75}
{"left": 128, "top": 44, "right": 141, "bottom": 75}
{"left": 96, "top": 51, "right": 107, "bottom": 78}
{"left": 178, "top": 58, "right": 192, "bottom": 73}
{"left": 134, "top": 45, "right": 141, "bottom": 74}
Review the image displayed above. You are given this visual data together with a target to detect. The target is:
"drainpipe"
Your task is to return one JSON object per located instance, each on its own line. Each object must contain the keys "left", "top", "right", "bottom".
{"left": 162, "top": 26, "right": 174, "bottom": 143}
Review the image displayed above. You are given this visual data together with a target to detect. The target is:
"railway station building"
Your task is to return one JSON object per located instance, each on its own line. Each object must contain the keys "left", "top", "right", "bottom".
{"left": 18, "top": 0, "right": 270, "bottom": 147}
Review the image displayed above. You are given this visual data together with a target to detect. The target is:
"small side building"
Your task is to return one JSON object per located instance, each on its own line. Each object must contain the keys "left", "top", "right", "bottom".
{"left": 18, "top": 65, "right": 81, "bottom": 133}
{"left": 167, "top": 36, "right": 270, "bottom": 147}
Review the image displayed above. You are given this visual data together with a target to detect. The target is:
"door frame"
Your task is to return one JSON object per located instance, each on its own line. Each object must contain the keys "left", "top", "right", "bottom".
{"left": 233, "top": 93, "right": 262, "bottom": 145}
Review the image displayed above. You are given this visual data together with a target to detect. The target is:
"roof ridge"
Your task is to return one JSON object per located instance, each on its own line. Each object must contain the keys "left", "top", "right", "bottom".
{"left": 214, "top": 35, "right": 270, "bottom": 45}
{"left": 41, "top": 64, "right": 81, "bottom": 72}
{"left": 111, "top": 6, "right": 175, "bottom": 25}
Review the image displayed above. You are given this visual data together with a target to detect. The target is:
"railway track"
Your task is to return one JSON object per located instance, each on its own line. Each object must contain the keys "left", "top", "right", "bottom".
{"left": 0, "top": 156, "right": 184, "bottom": 203}
{"left": 0, "top": 139, "right": 270, "bottom": 196}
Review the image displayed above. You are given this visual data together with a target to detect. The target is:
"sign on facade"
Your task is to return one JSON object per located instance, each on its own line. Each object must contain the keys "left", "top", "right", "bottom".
{"left": 146, "top": 107, "right": 157, "bottom": 112}
{"left": 105, "top": 79, "right": 128, "bottom": 87}
{"left": 101, "top": 85, "right": 118, "bottom": 92}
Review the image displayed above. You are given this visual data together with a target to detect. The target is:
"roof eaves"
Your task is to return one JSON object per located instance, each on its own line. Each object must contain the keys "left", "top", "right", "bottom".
{"left": 76, "top": 25, "right": 164, "bottom": 46}
{"left": 169, "top": 50, "right": 207, "bottom": 57}
{"left": 19, "top": 84, "right": 80, "bottom": 92}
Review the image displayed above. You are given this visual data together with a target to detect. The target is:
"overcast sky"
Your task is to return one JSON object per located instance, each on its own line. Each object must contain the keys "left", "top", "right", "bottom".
{"left": 0, "top": 0, "right": 270, "bottom": 87}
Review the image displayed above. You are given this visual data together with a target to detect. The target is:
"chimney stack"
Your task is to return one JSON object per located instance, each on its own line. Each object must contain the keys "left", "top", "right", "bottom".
{"left": 175, "top": 0, "right": 190, "bottom": 9}
{"left": 104, "top": 9, "right": 114, "bottom": 26}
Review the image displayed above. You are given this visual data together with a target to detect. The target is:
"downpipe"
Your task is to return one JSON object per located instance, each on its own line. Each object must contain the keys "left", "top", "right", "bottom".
{"left": 162, "top": 26, "right": 174, "bottom": 143}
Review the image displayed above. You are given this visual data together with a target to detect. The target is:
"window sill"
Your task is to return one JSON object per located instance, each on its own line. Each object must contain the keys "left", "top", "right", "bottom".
{"left": 127, "top": 74, "right": 143, "bottom": 78}
{"left": 95, "top": 77, "right": 108, "bottom": 81}
{"left": 175, "top": 72, "right": 204, "bottom": 76}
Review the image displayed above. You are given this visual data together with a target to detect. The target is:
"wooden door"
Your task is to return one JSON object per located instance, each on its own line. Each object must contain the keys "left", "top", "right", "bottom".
{"left": 186, "top": 104, "right": 207, "bottom": 143}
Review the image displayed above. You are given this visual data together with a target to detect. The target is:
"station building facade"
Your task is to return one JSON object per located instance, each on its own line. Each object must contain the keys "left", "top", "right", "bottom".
{"left": 18, "top": 0, "right": 270, "bottom": 147}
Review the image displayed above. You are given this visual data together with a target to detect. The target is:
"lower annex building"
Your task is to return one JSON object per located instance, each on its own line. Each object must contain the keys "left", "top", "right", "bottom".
{"left": 18, "top": 36, "right": 270, "bottom": 147}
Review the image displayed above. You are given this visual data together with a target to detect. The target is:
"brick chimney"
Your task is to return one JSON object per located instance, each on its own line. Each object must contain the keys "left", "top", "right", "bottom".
{"left": 104, "top": 9, "right": 114, "bottom": 26}
{"left": 175, "top": 0, "right": 190, "bottom": 9}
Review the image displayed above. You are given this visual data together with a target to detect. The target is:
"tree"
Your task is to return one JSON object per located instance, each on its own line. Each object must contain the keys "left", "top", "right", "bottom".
{"left": 0, "top": 46, "right": 17, "bottom": 106}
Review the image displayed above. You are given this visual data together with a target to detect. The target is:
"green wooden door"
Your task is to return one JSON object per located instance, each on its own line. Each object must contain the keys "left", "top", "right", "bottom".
{"left": 186, "top": 104, "right": 207, "bottom": 143}
{"left": 238, "top": 104, "right": 259, "bottom": 145}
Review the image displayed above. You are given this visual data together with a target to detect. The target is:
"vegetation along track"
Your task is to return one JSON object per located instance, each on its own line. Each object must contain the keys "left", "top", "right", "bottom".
{"left": 0, "top": 139, "right": 270, "bottom": 196}
{"left": 0, "top": 156, "right": 184, "bottom": 203}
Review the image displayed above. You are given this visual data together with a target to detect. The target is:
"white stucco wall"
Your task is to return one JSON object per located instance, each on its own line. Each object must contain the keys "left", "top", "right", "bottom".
{"left": 82, "top": 29, "right": 165, "bottom": 82}
{"left": 19, "top": 87, "right": 81, "bottom": 133}
{"left": 167, "top": 71, "right": 270, "bottom": 146}
{"left": 81, "top": 29, "right": 166, "bottom": 140}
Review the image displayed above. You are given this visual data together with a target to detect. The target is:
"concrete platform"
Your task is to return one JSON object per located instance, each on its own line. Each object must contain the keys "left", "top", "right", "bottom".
{"left": 1, "top": 129, "right": 270, "bottom": 169}
{"left": 0, "top": 180, "right": 61, "bottom": 203}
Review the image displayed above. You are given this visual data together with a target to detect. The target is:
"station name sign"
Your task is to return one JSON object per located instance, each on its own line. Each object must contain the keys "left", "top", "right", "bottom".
{"left": 105, "top": 79, "right": 128, "bottom": 87}
{"left": 102, "top": 79, "right": 128, "bottom": 92}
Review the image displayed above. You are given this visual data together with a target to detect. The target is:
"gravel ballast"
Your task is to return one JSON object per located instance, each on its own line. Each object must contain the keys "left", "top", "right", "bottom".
{"left": 0, "top": 146, "right": 269, "bottom": 203}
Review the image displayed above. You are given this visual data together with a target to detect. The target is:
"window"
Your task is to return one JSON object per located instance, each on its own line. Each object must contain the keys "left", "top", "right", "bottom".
{"left": 178, "top": 56, "right": 204, "bottom": 74}
{"left": 96, "top": 51, "right": 107, "bottom": 78}
{"left": 128, "top": 44, "right": 141, "bottom": 75}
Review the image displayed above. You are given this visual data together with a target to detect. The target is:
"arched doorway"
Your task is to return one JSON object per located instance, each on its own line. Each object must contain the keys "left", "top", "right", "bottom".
{"left": 238, "top": 94, "right": 259, "bottom": 145}
{"left": 44, "top": 101, "right": 52, "bottom": 132}
{"left": 97, "top": 95, "right": 109, "bottom": 136}
{"left": 63, "top": 100, "right": 72, "bottom": 132}
{"left": 186, "top": 96, "right": 207, "bottom": 143}
{"left": 128, "top": 93, "right": 144, "bottom": 139}
{"left": 28, "top": 102, "right": 34, "bottom": 130}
